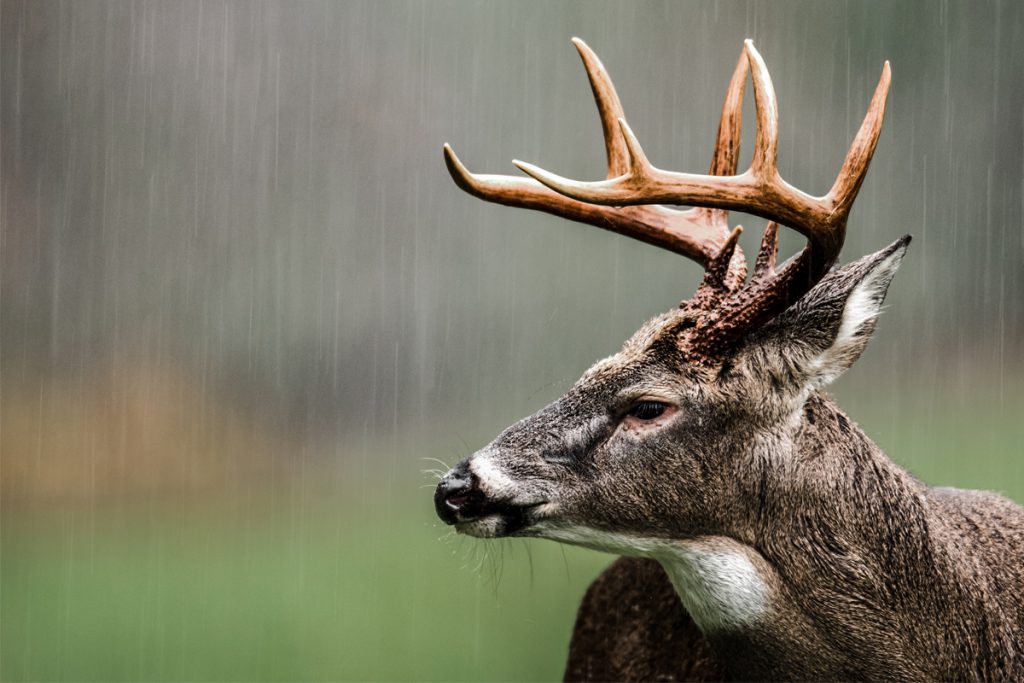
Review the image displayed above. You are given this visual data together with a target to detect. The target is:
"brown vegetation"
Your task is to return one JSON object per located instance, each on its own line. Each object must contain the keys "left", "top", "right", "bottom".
{"left": 2, "top": 361, "right": 291, "bottom": 502}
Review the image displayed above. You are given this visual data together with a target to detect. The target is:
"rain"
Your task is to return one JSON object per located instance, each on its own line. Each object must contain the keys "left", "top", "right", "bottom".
{"left": 1, "top": 1, "right": 1022, "bottom": 680}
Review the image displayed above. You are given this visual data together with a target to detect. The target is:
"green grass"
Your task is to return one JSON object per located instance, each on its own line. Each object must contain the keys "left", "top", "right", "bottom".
{"left": 3, "top": 389, "right": 1023, "bottom": 682}
{"left": 1, "top": 488, "right": 611, "bottom": 682}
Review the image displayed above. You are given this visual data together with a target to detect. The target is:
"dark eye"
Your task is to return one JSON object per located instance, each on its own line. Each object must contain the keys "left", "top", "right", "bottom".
{"left": 628, "top": 401, "right": 669, "bottom": 421}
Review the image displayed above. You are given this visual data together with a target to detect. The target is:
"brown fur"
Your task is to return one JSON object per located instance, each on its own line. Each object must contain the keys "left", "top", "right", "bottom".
{"left": 430, "top": 37, "right": 1024, "bottom": 680}
{"left": 566, "top": 557, "right": 723, "bottom": 682}
{"left": 565, "top": 393, "right": 1024, "bottom": 681}
{"left": 436, "top": 243, "right": 1024, "bottom": 681}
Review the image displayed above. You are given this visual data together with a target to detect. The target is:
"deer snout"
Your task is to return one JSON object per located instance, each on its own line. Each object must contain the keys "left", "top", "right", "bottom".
{"left": 434, "top": 462, "right": 485, "bottom": 525}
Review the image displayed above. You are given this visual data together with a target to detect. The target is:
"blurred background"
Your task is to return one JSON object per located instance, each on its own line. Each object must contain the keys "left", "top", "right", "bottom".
{"left": 2, "top": 1, "right": 1022, "bottom": 680}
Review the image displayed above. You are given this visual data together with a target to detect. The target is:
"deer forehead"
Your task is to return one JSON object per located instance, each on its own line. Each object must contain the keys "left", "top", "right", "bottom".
{"left": 582, "top": 312, "right": 685, "bottom": 382}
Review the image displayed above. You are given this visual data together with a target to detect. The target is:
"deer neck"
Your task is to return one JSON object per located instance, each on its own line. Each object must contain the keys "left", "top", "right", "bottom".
{"left": 655, "top": 394, "right": 949, "bottom": 680}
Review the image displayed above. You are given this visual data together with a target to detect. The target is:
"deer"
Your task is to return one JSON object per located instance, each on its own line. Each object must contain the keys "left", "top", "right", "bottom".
{"left": 433, "top": 38, "right": 1024, "bottom": 682}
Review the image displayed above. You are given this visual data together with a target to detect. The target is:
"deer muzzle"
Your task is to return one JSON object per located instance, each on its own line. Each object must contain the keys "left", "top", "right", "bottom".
{"left": 434, "top": 461, "right": 486, "bottom": 525}
{"left": 434, "top": 459, "right": 546, "bottom": 537}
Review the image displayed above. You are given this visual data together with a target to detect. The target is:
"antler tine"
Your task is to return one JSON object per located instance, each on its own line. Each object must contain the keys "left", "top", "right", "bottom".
{"left": 691, "top": 225, "right": 745, "bottom": 311}
{"left": 514, "top": 121, "right": 647, "bottom": 203}
{"left": 752, "top": 222, "right": 779, "bottom": 279}
{"left": 709, "top": 53, "right": 749, "bottom": 178}
{"left": 744, "top": 40, "right": 779, "bottom": 178}
{"left": 443, "top": 143, "right": 576, "bottom": 212}
{"left": 829, "top": 61, "right": 892, "bottom": 215}
{"left": 572, "top": 38, "right": 630, "bottom": 178}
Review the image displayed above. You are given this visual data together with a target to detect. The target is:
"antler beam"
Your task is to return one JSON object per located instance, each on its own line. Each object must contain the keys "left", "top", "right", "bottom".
{"left": 444, "top": 38, "right": 891, "bottom": 359}
{"left": 444, "top": 38, "right": 750, "bottom": 289}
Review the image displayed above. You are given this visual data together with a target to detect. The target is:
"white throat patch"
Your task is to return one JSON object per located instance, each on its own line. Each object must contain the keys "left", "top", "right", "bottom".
{"left": 659, "top": 541, "right": 768, "bottom": 632}
{"left": 539, "top": 526, "right": 769, "bottom": 632}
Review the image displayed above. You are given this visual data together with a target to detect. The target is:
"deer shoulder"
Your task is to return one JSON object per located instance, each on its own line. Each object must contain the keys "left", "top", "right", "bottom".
{"left": 566, "top": 556, "right": 723, "bottom": 682}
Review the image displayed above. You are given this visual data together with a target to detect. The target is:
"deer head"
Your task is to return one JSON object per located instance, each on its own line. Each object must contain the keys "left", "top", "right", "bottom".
{"left": 434, "top": 38, "right": 903, "bottom": 572}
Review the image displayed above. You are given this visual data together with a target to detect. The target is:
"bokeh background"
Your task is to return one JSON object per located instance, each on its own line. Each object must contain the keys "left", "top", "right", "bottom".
{"left": 2, "top": 1, "right": 1022, "bottom": 680}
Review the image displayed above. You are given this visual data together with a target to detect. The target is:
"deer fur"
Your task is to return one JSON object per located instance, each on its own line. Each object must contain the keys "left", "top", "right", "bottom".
{"left": 437, "top": 242, "right": 1024, "bottom": 680}
{"left": 435, "top": 38, "right": 1024, "bottom": 682}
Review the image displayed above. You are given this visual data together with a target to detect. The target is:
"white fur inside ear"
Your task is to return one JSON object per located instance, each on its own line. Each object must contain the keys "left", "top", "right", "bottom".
{"left": 810, "top": 246, "right": 905, "bottom": 388}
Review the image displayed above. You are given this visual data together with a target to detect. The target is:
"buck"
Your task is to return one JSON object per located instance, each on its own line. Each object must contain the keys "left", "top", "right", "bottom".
{"left": 433, "top": 38, "right": 1024, "bottom": 681}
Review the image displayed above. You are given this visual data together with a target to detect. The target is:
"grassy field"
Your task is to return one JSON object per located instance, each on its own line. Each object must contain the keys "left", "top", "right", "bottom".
{"left": 3, "top": 387, "right": 1023, "bottom": 682}
{"left": 2, "top": 489, "right": 613, "bottom": 682}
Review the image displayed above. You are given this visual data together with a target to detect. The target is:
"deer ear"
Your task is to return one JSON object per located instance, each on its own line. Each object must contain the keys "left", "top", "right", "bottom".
{"left": 748, "top": 236, "right": 911, "bottom": 390}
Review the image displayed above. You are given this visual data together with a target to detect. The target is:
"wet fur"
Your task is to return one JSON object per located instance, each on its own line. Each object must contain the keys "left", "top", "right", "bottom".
{"left": 567, "top": 393, "right": 1024, "bottom": 681}
{"left": 442, "top": 243, "right": 1024, "bottom": 681}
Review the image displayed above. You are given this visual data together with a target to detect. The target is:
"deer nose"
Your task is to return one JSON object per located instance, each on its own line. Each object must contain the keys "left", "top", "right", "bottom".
{"left": 434, "top": 462, "right": 485, "bottom": 525}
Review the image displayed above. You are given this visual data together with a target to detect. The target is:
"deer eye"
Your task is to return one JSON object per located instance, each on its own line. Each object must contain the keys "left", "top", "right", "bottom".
{"left": 627, "top": 401, "right": 669, "bottom": 421}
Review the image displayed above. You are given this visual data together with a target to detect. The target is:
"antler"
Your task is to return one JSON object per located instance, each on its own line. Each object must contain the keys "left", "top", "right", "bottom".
{"left": 445, "top": 39, "right": 891, "bottom": 361}
{"left": 444, "top": 38, "right": 749, "bottom": 290}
